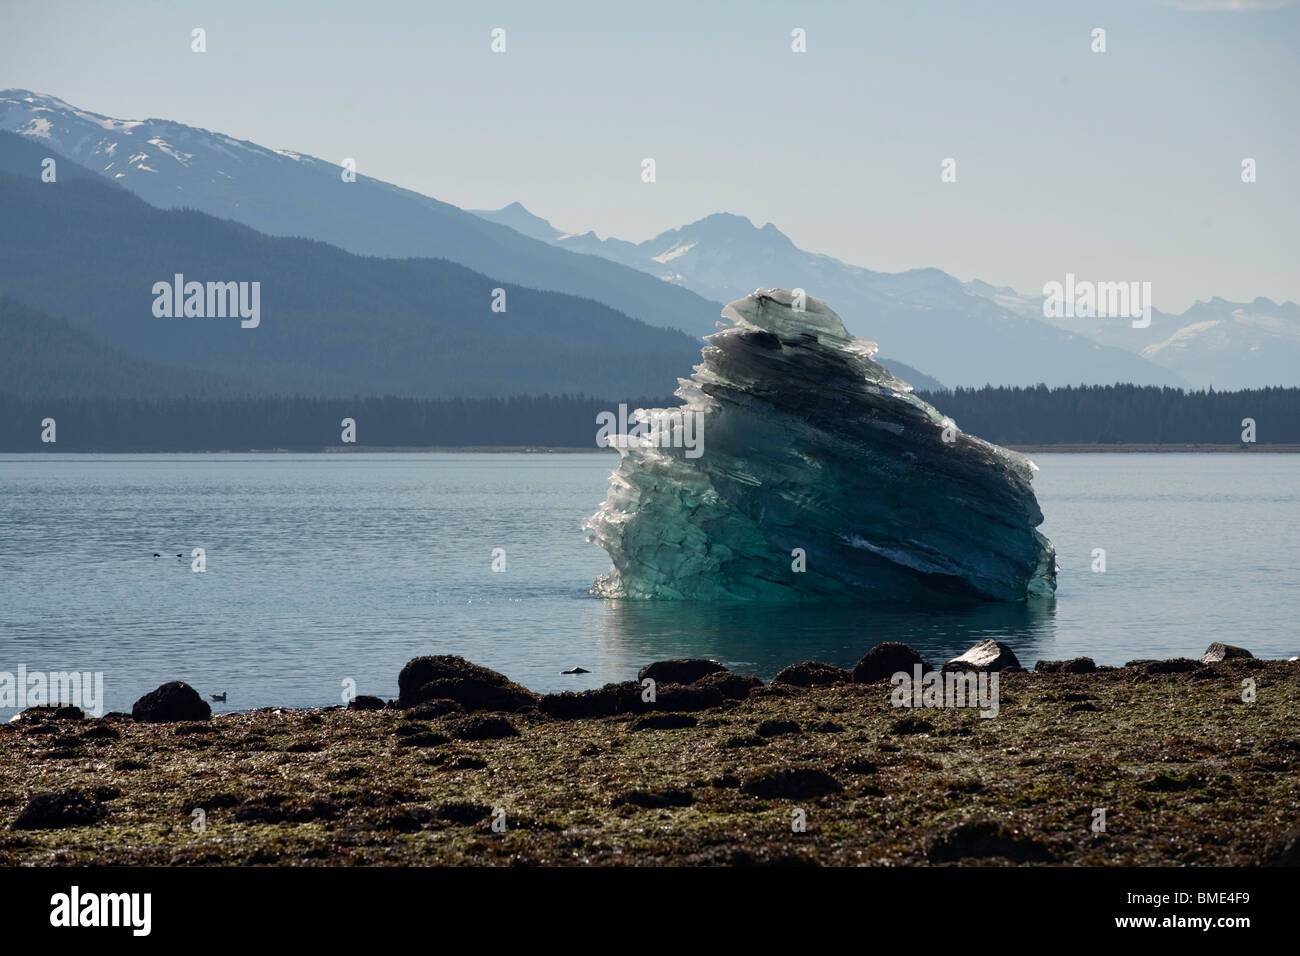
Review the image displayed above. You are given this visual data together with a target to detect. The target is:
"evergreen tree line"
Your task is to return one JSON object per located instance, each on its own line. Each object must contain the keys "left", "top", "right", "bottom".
{"left": 917, "top": 384, "right": 1295, "bottom": 445}
{"left": 0, "top": 394, "right": 675, "bottom": 451}
{"left": 1, "top": 385, "right": 1296, "bottom": 450}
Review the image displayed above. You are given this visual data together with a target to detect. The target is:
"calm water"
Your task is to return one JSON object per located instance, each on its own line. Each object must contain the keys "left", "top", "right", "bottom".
{"left": 1, "top": 452, "right": 1296, "bottom": 716}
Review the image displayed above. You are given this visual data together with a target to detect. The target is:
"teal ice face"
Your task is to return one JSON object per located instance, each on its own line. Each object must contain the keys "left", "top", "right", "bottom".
{"left": 583, "top": 289, "right": 1057, "bottom": 604}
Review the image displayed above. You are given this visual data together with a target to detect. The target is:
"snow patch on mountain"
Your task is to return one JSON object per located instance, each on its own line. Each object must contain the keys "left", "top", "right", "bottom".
{"left": 651, "top": 242, "right": 696, "bottom": 264}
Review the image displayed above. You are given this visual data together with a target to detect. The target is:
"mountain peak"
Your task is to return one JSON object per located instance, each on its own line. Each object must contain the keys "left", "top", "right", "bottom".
{"left": 686, "top": 211, "right": 760, "bottom": 235}
{"left": 470, "top": 202, "right": 561, "bottom": 242}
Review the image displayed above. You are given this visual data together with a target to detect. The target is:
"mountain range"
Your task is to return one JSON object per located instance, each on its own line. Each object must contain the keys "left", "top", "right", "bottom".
{"left": 1, "top": 88, "right": 1295, "bottom": 398}
{"left": 0, "top": 131, "right": 700, "bottom": 399}
{"left": 473, "top": 203, "right": 1300, "bottom": 391}
{"left": 0, "top": 89, "right": 722, "bottom": 340}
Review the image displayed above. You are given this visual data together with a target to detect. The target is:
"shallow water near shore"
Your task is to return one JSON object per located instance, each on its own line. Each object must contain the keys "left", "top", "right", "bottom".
{"left": 1, "top": 452, "right": 1296, "bottom": 715}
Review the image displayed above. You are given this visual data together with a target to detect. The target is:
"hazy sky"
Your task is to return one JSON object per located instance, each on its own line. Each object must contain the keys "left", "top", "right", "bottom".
{"left": 2, "top": 0, "right": 1297, "bottom": 312}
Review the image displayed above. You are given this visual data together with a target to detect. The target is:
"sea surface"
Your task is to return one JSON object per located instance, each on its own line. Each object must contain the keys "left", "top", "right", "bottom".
{"left": 1, "top": 452, "right": 1296, "bottom": 716}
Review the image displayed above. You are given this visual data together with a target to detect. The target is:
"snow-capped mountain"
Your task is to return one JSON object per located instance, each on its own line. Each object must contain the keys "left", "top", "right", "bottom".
{"left": 965, "top": 283, "right": 1300, "bottom": 390}
{"left": 473, "top": 205, "right": 1192, "bottom": 389}
{"left": 7, "top": 89, "right": 1285, "bottom": 391}
{"left": 0, "top": 89, "right": 722, "bottom": 340}
{"left": 1133, "top": 298, "right": 1300, "bottom": 390}
{"left": 0, "top": 129, "right": 703, "bottom": 400}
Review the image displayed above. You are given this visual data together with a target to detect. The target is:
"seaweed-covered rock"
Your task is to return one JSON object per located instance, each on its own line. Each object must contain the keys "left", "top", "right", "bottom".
{"left": 928, "top": 819, "right": 1055, "bottom": 863}
{"left": 397, "top": 656, "right": 536, "bottom": 712}
{"left": 655, "top": 683, "right": 725, "bottom": 712}
{"left": 853, "top": 642, "right": 929, "bottom": 683}
{"left": 131, "top": 682, "right": 211, "bottom": 723}
{"left": 637, "top": 659, "right": 726, "bottom": 685}
{"left": 1035, "top": 657, "right": 1096, "bottom": 674}
{"left": 1141, "top": 658, "right": 1200, "bottom": 675}
{"left": 538, "top": 681, "right": 641, "bottom": 720}
{"left": 772, "top": 661, "right": 851, "bottom": 687}
{"left": 347, "top": 695, "right": 386, "bottom": 711}
{"left": 435, "top": 801, "right": 493, "bottom": 825}
{"left": 538, "top": 679, "right": 722, "bottom": 720}
{"left": 740, "top": 767, "right": 843, "bottom": 799}
{"left": 18, "top": 705, "right": 84, "bottom": 721}
{"left": 756, "top": 719, "right": 801, "bottom": 738}
{"left": 891, "top": 716, "right": 934, "bottom": 735}
{"left": 693, "top": 671, "right": 764, "bottom": 700}
{"left": 452, "top": 715, "right": 519, "bottom": 741}
{"left": 406, "top": 699, "right": 463, "bottom": 719}
{"left": 11, "top": 789, "right": 108, "bottom": 830}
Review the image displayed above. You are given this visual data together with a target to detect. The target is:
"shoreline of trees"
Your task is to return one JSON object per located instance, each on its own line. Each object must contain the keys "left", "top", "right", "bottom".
{"left": 1, "top": 385, "right": 1295, "bottom": 451}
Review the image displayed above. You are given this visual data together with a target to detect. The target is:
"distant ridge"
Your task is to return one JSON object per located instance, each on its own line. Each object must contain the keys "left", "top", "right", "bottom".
{"left": 0, "top": 89, "right": 724, "bottom": 341}
{"left": 0, "top": 131, "right": 702, "bottom": 400}
{"left": 471, "top": 204, "right": 1252, "bottom": 389}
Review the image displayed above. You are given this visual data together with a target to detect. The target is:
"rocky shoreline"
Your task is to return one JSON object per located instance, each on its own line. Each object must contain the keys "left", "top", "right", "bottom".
{"left": 2, "top": 640, "right": 1297, "bottom": 866}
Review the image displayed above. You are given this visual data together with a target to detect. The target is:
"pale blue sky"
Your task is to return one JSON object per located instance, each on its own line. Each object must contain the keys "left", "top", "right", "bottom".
{"left": 2, "top": 0, "right": 1296, "bottom": 311}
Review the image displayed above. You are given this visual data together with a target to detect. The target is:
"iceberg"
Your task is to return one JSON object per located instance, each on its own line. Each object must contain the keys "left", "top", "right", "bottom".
{"left": 583, "top": 289, "right": 1056, "bottom": 604}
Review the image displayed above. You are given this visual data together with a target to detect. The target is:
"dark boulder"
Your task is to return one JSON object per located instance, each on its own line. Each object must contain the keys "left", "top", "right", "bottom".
{"left": 11, "top": 789, "right": 108, "bottom": 830}
{"left": 538, "top": 681, "right": 641, "bottom": 720}
{"left": 756, "top": 719, "right": 801, "bottom": 738}
{"left": 928, "top": 819, "right": 1055, "bottom": 863}
{"left": 693, "top": 671, "right": 764, "bottom": 700}
{"left": 406, "top": 699, "right": 463, "bottom": 719}
{"left": 891, "top": 715, "right": 934, "bottom": 735}
{"left": 772, "top": 661, "right": 851, "bottom": 688}
{"left": 452, "top": 715, "right": 519, "bottom": 740}
{"left": 436, "top": 801, "right": 493, "bottom": 825}
{"left": 347, "top": 695, "right": 386, "bottom": 711}
{"left": 131, "top": 682, "right": 211, "bottom": 723}
{"left": 853, "top": 642, "right": 929, "bottom": 683}
{"left": 637, "top": 659, "right": 726, "bottom": 685}
{"left": 740, "top": 767, "right": 843, "bottom": 800}
{"left": 397, "top": 656, "right": 536, "bottom": 712}
{"left": 943, "top": 639, "right": 1021, "bottom": 673}
{"left": 18, "top": 705, "right": 84, "bottom": 721}
{"left": 655, "top": 683, "right": 725, "bottom": 712}
{"left": 1143, "top": 658, "right": 1200, "bottom": 675}
{"left": 538, "top": 678, "right": 723, "bottom": 719}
